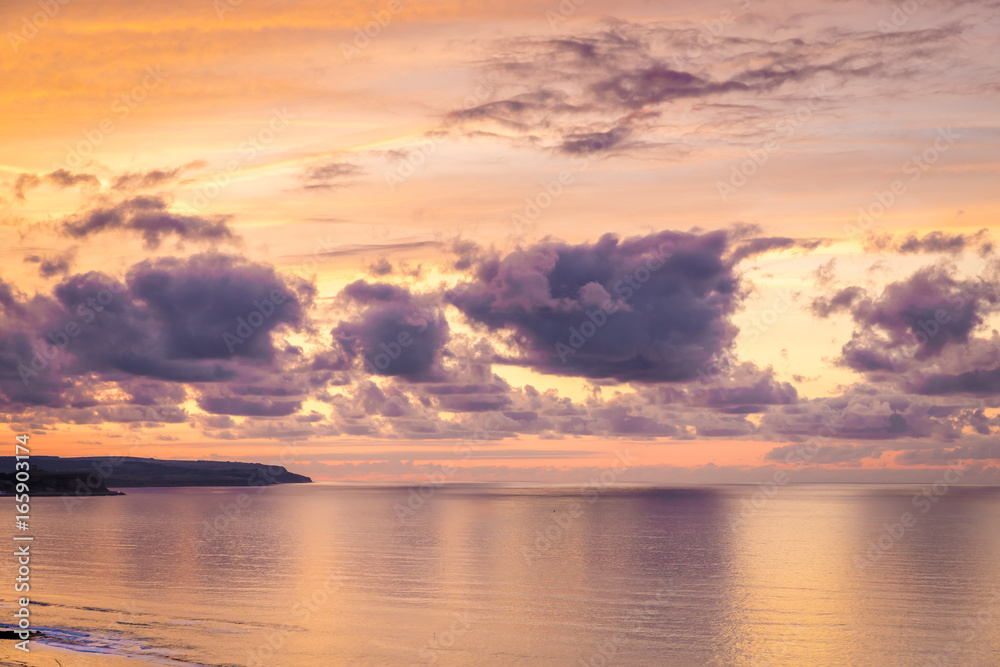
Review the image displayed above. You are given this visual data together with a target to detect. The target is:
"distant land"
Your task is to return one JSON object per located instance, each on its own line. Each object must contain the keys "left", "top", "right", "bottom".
{"left": 0, "top": 470, "right": 124, "bottom": 497}
{"left": 0, "top": 456, "right": 311, "bottom": 496}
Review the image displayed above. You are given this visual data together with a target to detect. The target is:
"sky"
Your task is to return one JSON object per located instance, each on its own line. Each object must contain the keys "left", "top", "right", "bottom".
{"left": 1, "top": 0, "right": 999, "bottom": 483}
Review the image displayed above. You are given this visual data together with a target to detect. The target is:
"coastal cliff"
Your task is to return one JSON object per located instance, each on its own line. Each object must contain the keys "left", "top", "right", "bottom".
{"left": 0, "top": 456, "right": 311, "bottom": 494}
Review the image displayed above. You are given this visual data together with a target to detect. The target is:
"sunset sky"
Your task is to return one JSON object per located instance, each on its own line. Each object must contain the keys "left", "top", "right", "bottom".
{"left": 1, "top": 0, "right": 999, "bottom": 482}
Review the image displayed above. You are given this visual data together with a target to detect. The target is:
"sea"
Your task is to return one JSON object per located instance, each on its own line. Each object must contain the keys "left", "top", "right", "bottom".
{"left": 1, "top": 483, "right": 999, "bottom": 666}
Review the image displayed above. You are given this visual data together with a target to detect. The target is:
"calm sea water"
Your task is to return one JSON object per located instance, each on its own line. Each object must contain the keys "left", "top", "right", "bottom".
{"left": 2, "top": 484, "right": 999, "bottom": 666}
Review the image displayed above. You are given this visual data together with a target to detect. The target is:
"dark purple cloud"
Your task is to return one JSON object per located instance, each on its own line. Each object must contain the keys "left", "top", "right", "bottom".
{"left": 0, "top": 278, "right": 25, "bottom": 317}
{"left": 295, "top": 240, "right": 439, "bottom": 262}
{"left": 197, "top": 396, "right": 302, "bottom": 417}
{"left": 62, "top": 195, "right": 235, "bottom": 249}
{"left": 864, "top": 229, "right": 993, "bottom": 256}
{"left": 0, "top": 254, "right": 313, "bottom": 413}
{"left": 0, "top": 332, "right": 75, "bottom": 409}
{"left": 436, "top": 394, "right": 510, "bottom": 412}
{"left": 46, "top": 169, "right": 100, "bottom": 189}
{"left": 12, "top": 173, "right": 40, "bottom": 200}
{"left": 442, "top": 22, "right": 958, "bottom": 154}
{"left": 415, "top": 376, "right": 515, "bottom": 413}
{"left": 123, "top": 254, "right": 311, "bottom": 362}
{"left": 590, "top": 404, "right": 679, "bottom": 436}
{"left": 819, "top": 264, "right": 1000, "bottom": 372}
{"left": 333, "top": 280, "right": 448, "bottom": 381}
{"left": 301, "top": 161, "right": 362, "bottom": 190}
{"left": 758, "top": 389, "right": 965, "bottom": 442}
{"left": 811, "top": 286, "right": 865, "bottom": 318}
{"left": 813, "top": 258, "right": 837, "bottom": 288}
{"left": 369, "top": 258, "right": 393, "bottom": 276}
{"left": 589, "top": 65, "right": 748, "bottom": 109}
{"left": 0, "top": 280, "right": 75, "bottom": 409}
{"left": 558, "top": 127, "right": 630, "bottom": 154}
{"left": 10, "top": 170, "right": 100, "bottom": 200}
{"left": 896, "top": 441, "right": 999, "bottom": 464}
{"left": 914, "top": 367, "right": 1000, "bottom": 395}
{"left": 765, "top": 443, "right": 881, "bottom": 465}
{"left": 342, "top": 281, "right": 410, "bottom": 303}
{"left": 111, "top": 161, "right": 207, "bottom": 191}
{"left": 23, "top": 249, "right": 76, "bottom": 279}
{"left": 729, "top": 236, "right": 828, "bottom": 264}
{"left": 695, "top": 368, "right": 798, "bottom": 414}
{"left": 448, "top": 230, "right": 739, "bottom": 382}
{"left": 121, "top": 380, "right": 186, "bottom": 406}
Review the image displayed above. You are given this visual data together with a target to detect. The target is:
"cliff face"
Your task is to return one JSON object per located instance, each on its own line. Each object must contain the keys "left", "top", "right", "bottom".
{"left": 0, "top": 457, "right": 312, "bottom": 491}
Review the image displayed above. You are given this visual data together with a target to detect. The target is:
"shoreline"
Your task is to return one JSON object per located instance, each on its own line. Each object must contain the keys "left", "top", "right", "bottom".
{"left": 0, "top": 641, "right": 163, "bottom": 666}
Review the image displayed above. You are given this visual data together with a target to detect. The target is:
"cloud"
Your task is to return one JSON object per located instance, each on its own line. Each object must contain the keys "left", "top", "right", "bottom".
{"left": 5, "top": 222, "right": 997, "bottom": 452}
{"left": 23, "top": 248, "right": 77, "bottom": 278}
{"left": 816, "top": 262, "right": 1000, "bottom": 373}
{"left": 10, "top": 170, "right": 100, "bottom": 200}
{"left": 301, "top": 161, "right": 363, "bottom": 190}
{"left": 896, "top": 441, "right": 1000, "bottom": 464}
{"left": 0, "top": 278, "right": 26, "bottom": 317}
{"left": 121, "top": 253, "right": 312, "bottom": 364}
{"left": 864, "top": 229, "right": 994, "bottom": 256}
{"left": 914, "top": 367, "right": 1000, "bottom": 396}
{"left": 45, "top": 169, "right": 100, "bottom": 189}
{"left": 448, "top": 230, "right": 740, "bottom": 382}
{"left": 442, "top": 21, "right": 963, "bottom": 154}
{"left": 61, "top": 195, "right": 236, "bottom": 249}
{"left": 449, "top": 238, "right": 485, "bottom": 271}
{"left": 758, "top": 389, "right": 954, "bottom": 442}
{"left": 588, "top": 404, "right": 680, "bottom": 436}
{"left": 423, "top": 379, "right": 513, "bottom": 413}
{"left": 5, "top": 254, "right": 312, "bottom": 405}
{"left": 287, "top": 240, "right": 439, "bottom": 262}
{"left": 813, "top": 258, "right": 837, "bottom": 288}
{"left": 590, "top": 64, "right": 749, "bottom": 109}
{"left": 728, "top": 236, "right": 829, "bottom": 264}
{"left": 765, "top": 443, "right": 881, "bottom": 465}
{"left": 111, "top": 161, "right": 208, "bottom": 191}
{"left": 332, "top": 280, "right": 449, "bottom": 381}
{"left": 196, "top": 395, "right": 302, "bottom": 417}
{"left": 0, "top": 283, "right": 75, "bottom": 409}
{"left": 689, "top": 363, "right": 798, "bottom": 413}
{"left": 120, "top": 380, "right": 186, "bottom": 407}
{"left": 12, "top": 174, "right": 41, "bottom": 200}
{"left": 369, "top": 258, "right": 393, "bottom": 276}
{"left": 810, "top": 286, "right": 865, "bottom": 318}
{"left": 558, "top": 126, "right": 631, "bottom": 154}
